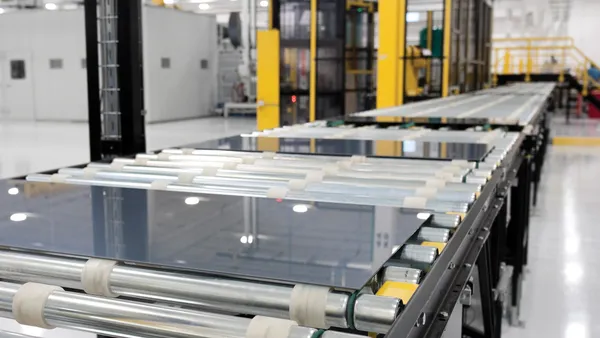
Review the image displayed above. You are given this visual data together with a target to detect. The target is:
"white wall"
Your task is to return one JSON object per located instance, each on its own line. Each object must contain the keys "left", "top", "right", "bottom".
{"left": 144, "top": 7, "right": 218, "bottom": 123}
{"left": 0, "top": 7, "right": 218, "bottom": 123}
{"left": 0, "top": 10, "right": 87, "bottom": 121}
{"left": 567, "top": 0, "right": 600, "bottom": 65}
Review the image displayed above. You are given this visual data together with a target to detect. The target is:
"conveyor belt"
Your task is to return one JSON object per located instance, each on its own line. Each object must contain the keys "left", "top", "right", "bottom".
{"left": 348, "top": 83, "right": 555, "bottom": 126}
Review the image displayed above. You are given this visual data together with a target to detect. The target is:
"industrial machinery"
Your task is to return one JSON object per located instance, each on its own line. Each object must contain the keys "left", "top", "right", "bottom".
{"left": 0, "top": 82, "right": 553, "bottom": 338}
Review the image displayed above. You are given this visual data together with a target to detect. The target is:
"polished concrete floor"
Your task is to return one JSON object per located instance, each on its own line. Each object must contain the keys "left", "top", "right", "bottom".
{"left": 0, "top": 117, "right": 256, "bottom": 179}
{"left": 1, "top": 119, "right": 600, "bottom": 337}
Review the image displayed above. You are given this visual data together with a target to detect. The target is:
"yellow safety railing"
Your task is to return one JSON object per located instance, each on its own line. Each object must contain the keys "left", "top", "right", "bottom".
{"left": 492, "top": 36, "right": 600, "bottom": 95}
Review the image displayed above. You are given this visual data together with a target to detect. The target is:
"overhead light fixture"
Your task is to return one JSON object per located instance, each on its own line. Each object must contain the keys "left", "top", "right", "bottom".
{"left": 240, "top": 236, "right": 248, "bottom": 244}
{"left": 0, "top": 8, "right": 5, "bottom": 14}
{"left": 259, "top": 0, "right": 268, "bottom": 7}
{"left": 10, "top": 213, "right": 27, "bottom": 222}
{"left": 8, "top": 188, "right": 19, "bottom": 195}
{"left": 164, "top": 0, "right": 176, "bottom": 4}
{"left": 198, "top": 3, "right": 210, "bottom": 10}
{"left": 185, "top": 196, "right": 201, "bottom": 205}
{"left": 45, "top": 3, "right": 58, "bottom": 10}
{"left": 247, "top": 235, "right": 254, "bottom": 244}
{"left": 406, "top": 12, "right": 419, "bottom": 23}
{"left": 292, "top": 204, "right": 309, "bottom": 213}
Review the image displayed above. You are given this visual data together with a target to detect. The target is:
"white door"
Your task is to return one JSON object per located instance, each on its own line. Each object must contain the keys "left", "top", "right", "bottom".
{"left": 0, "top": 51, "right": 35, "bottom": 120}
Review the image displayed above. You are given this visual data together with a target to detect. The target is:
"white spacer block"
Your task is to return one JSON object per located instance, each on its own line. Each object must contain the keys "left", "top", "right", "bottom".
{"left": 350, "top": 155, "right": 367, "bottom": 163}
{"left": 266, "top": 187, "right": 288, "bottom": 199}
{"left": 441, "top": 165, "right": 462, "bottom": 174}
{"left": 12, "top": 283, "right": 63, "bottom": 329}
{"left": 82, "top": 167, "right": 99, "bottom": 179}
{"left": 242, "top": 157, "right": 256, "bottom": 164}
{"left": 415, "top": 187, "right": 438, "bottom": 198}
{"left": 425, "top": 178, "right": 446, "bottom": 188}
{"left": 181, "top": 148, "right": 195, "bottom": 155}
{"left": 81, "top": 259, "right": 118, "bottom": 298}
{"left": 110, "top": 162, "right": 126, "bottom": 170}
{"left": 289, "top": 284, "right": 331, "bottom": 329}
{"left": 435, "top": 172, "right": 454, "bottom": 180}
{"left": 178, "top": 173, "right": 197, "bottom": 184}
{"left": 262, "top": 152, "right": 276, "bottom": 159}
{"left": 337, "top": 161, "right": 353, "bottom": 169}
{"left": 288, "top": 180, "right": 308, "bottom": 191}
{"left": 150, "top": 180, "right": 171, "bottom": 190}
{"left": 222, "top": 162, "right": 239, "bottom": 170}
{"left": 322, "top": 165, "right": 339, "bottom": 175}
{"left": 134, "top": 157, "right": 149, "bottom": 165}
{"left": 451, "top": 160, "right": 470, "bottom": 168}
{"left": 246, "top": 316, "right": 298, "bottom": 338}
{"left": 305, "top": 171, "right": 324, "bottom": 183}
{"left": 402, "top": 196, "right": 428, "bottom": 209}
{"left": 50, "top": 174, "right": 69, "bottom": 183}
{"left": 157, "top": 153, "right": 171, "bottom": 161}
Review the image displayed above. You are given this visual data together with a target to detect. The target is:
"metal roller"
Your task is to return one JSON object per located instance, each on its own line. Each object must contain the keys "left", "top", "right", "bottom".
{"left": 430, "top": 213, "right": 461, "bottom": 229}
{"left": 397, "top": 244, "right": 438, "bottom": 265}
{"left": 0, "top": 281, "right": 365, "bottom": 338}
{"left": 27, "top": 174, "right": 471, "bottom": 213}
{"left": 0, "top": 251, "right": 398, "bottom": 333}
{"left": 381, "top": 266, "right": 423, "bottom": 284}
{"left": 414, "top": 227, "right": 451, "bottom": 243}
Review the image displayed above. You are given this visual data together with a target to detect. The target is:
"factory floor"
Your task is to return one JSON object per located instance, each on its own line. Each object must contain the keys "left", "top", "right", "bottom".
{"left": 0, "top": 118, "right": 599, "bottom": 337}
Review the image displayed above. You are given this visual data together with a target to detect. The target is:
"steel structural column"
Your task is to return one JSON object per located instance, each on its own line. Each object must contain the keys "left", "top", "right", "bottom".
{"left": 116, "top": 0, "right": 146, "bottom": 156}
{"left": 442, "top": 0, "right": 452, "bottom": 97}
{"left": 85, "top": 0, "right": 101, "bottom": 161}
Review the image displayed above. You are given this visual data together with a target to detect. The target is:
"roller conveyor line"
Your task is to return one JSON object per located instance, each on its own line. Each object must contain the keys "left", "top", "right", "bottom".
{"left": 349, "top": 83, "right": 554, "bottom": 126}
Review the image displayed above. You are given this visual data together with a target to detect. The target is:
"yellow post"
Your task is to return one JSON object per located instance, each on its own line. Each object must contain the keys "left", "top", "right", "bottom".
{"left": 426, "top": 11, "right": 433, "bottom": 87}
{"left": 376, "top": 0, "right": 406, "bottom": 110}
{"left": 525, "top": 41, "right": 531, "bottom": 82}
{"left": 441, "top": 0, "right": 452, "bottom": 97}
{"left": 503, "top": 50, "right": 511, "bottom": 74}
{"left": 559, "top": 47, "right": 566, "bottom": 82}
{"left": 309, "top": 0, "right": 317, "bottom": 121}
{"left": 256, "top": 30, "right": 280, "bottom": 130}
{"left": 518, "top": 59, "right": 524, "bottom": 73}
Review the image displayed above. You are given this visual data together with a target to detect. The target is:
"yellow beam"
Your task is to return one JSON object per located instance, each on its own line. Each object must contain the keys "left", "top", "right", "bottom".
{"left": 553, "top": 137, "right": 600, "bottom": 146}
{"left": 376, "top": 0, "right": 406, "bottom": 112}
{"left": 309, "top": 0, "right": 317, "bottom": 122}
{"left": 256, "top": 30, "right": 280, "bottom": 130}
{"left": 441, "top": 0, "right": 452, "bottom": 97}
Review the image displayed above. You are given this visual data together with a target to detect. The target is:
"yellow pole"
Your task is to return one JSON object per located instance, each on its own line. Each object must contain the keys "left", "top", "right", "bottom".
{"left": 583, "top": 61, "right": 589, "bottom": 96}
{"left": 503, "top": 50, "right": 510, "bottom": 74}
{"left": 376, "top": 0, "right": 405, "bottom": 110}
{"left": 441, "top": 0, "right": 452, "bottom": 97}
{"left": 426, "top": 11, "right": 433, "bottom": 87}
{"left": 525, "top": 41, "right": 531, "bottom": 81}
{"left": 309, "top": 0, "right": 317, "bottom": 122}
{"left": 518, "top": 59, "right": 524, "bottom": 73}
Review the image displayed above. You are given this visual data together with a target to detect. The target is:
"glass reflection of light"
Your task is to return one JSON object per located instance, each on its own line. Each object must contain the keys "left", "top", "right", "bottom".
{"left": 185, "top": 197, "right": 201, "bottom": 205}
{"left": 565, "top": 322, "right": 588, "bottom": 338}
{"left": 20, "top": 325, "right": 45, "bottom": 336}
{"left": 293, "top": 204, "right": 309, "bottom": 213}
{"left": 417, "top": 212, "right": 431, "bottom": 220}
{"left": 564, "top": 236, "right": 580, "bottom": 255}
{"left": 240, "top": 235, "right": 254, "bottom": 244}
{"left": 7, "top": 187, "right": 18, "bottom": 195}
{"left": 403, "top": 140, "right": 417, "bottom": 153}
{"left": 564, "top": 262, "right": 583, "bottom": 285}
{"left": 9, "top": 213, "right": 27, "bottom": 222}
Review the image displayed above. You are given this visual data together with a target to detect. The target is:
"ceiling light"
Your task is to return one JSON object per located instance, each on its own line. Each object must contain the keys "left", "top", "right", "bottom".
{"left": 247, "top": 235, "right": 254, "bottom": 244}
{"left": 185, "top": 196, "right": 201, "bottom": 205}
{"left": 0, "top": 8, "right": 5, "bottom": 14}
{"left": 259, "top": 0, "right": 268, "bottom": 7}
{"left": 10, "top": 213, "right": 27, "bottom": 222}
{"left": 8, "top": 188, "right": 19, "bottom": 195}
{"left": 164, "top": 0, "right": 176, "bottom": 4}
{"left": 240, "top": 236, "right": 248, "bottom": 244}
{"left": 292, "top": 204, "right": 309, "bottom": 213}
{"left": 45, "top": 3, "right": 58, "bottom": 10}
{"left": 198, "top": 3, "right": 210, "bottom": 10}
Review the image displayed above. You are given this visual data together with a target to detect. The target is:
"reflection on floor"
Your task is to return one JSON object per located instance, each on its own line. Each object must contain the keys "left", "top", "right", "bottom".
{"left": 551, "top": 115, "right": 600, "bottom": 137}
{"left": 503, "top": 146, "right": 600, "bottom": 338}
{"left": 0, "top": 117, "right": 256, "bottom": 179}
{"left": 1, "top": 119, "right": 600, "bottom": 338}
